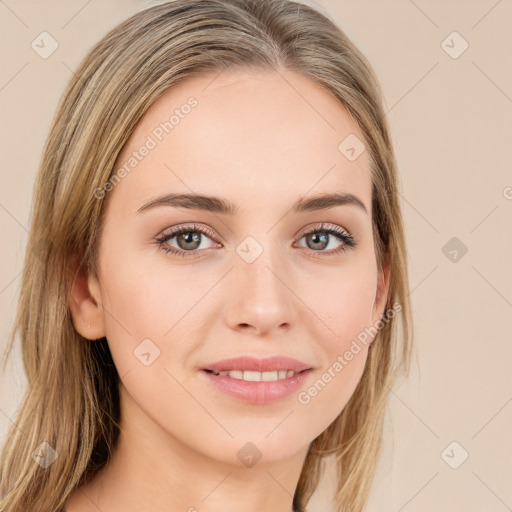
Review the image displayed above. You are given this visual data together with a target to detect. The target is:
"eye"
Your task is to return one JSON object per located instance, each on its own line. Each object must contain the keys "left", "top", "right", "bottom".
{"left": 154, "top": 222, "right": 357, "bottom": 258}
{"left": 155, "top": 224, "right": 220, "bottom": 257}
{"left": 294, "top": 223, "right": 357, "bottom": 256}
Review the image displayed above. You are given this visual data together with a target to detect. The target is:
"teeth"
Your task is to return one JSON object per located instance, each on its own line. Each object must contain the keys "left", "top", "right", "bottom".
{"left": 211, "top": 370, "right": 298, "bottom": 381}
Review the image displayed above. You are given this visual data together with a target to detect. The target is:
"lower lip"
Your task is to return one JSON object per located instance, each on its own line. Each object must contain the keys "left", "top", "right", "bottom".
{"left": 201, "top": 369, "right": 313, "bottom": 404}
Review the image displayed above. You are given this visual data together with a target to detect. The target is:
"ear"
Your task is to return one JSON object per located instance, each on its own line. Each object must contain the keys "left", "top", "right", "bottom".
{"left": 68, "top": 262, "right": 106, "bottom": 340}
{"left": 370, "top": 251, "right": 391, "bottom": 337}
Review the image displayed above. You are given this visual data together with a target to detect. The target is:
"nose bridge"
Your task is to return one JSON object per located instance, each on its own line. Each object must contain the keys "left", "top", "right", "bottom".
{"left": 224, "top": 236, "right": 297, "bottom": 335}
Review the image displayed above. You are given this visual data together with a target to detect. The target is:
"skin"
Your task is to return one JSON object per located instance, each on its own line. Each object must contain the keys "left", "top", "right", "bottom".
{"left": 66, "top": 67, "right": 390, "bottom": 512}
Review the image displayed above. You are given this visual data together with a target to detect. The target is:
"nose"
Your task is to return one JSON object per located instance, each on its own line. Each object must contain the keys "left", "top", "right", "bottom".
{"left": 223, "top": 251, "right": 298, "bottom": 337}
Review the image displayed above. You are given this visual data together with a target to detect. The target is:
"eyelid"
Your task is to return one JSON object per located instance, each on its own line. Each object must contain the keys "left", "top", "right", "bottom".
{"left": 158, "top": 223, "right": 220, "bottom": 242}
{"left": 157, "top": 221, "right": 350, "bottom": 241}
{"left": 298, "top": 221, "right": 350, "bottom": 237}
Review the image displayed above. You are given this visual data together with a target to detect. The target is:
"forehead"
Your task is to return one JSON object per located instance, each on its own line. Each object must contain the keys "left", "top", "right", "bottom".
{"left": 112, "top": 67, "right": 372, "bottom": 215}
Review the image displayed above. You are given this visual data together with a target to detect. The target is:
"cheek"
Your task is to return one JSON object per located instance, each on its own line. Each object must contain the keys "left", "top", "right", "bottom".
{"left": 304, "top": 258, "right": 377, "bottom": 347}
{"left": 96, "top": 263, "right": 212, "bottom": 448}
{"left": 292, "top": 261, "right": 377, "bottom": 425}
{"left": 96, "top": 252, "right": 191, "bottom": 374}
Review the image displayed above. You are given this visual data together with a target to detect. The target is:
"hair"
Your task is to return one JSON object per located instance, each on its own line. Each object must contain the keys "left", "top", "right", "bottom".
{"left": 0, "top": 0, "right": 414, "bottom": 510}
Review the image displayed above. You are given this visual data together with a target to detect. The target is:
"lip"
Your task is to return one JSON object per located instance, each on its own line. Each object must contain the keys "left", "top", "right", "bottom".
{"left": 200, "top": 356, "right": 314, "bottom": 404}
{"left": 202, "top": 356, "right": 312, "bottom": 373}
{"left": 201, "top": 368, "right": 313, "bottom": 404}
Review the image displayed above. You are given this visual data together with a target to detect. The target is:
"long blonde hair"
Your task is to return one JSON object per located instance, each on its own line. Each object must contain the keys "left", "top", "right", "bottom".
{"left": 0, "top": 1, "right": 414, "bottom": 510}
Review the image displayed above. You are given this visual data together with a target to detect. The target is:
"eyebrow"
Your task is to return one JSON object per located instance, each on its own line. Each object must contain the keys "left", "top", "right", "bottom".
{"left": 137, "top": 191, "right": 368, "bottom": 216}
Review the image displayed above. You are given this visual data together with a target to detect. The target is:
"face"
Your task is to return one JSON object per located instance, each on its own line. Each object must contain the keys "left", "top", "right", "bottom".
{"left": 75, "top": 68, "right": 389, "bottom": 467}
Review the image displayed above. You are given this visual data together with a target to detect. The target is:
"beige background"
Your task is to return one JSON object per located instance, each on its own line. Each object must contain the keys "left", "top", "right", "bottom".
{"left": 1, "top": 1, "right": 511, "bottom": 510}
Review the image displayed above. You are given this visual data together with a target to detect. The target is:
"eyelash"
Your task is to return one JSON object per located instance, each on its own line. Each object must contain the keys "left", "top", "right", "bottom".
{"left": 154, "top": 222, "right": 357, "bottom": 258}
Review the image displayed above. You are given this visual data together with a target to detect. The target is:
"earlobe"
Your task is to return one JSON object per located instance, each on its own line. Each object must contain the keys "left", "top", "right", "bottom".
{"left": 68, "top": 263, "right": 106, "bottom": 340}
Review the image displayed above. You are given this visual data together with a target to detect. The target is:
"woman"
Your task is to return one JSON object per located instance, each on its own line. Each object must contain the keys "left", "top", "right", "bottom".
{"left": 0, "top": 0, "right": 413, "bottom": 510}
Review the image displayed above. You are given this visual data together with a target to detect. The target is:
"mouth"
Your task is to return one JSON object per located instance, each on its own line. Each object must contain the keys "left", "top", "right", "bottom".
{"left": 200, "top": 355, "right": 314, "bottom": 403}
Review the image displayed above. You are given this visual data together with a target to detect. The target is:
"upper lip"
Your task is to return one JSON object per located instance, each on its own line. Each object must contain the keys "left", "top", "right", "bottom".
{"left": 203, "top": 356, "right": 312, "bottom": 373}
